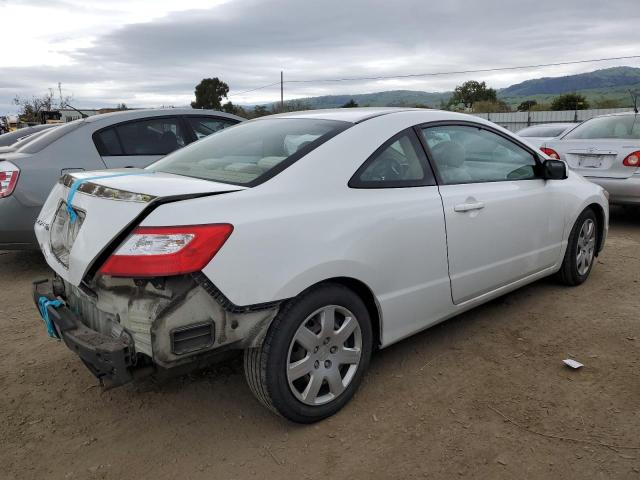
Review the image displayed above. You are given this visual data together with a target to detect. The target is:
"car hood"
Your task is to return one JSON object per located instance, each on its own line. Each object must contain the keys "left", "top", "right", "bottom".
{"left": 35, "top": 169, "right": 245, "bottom": 286}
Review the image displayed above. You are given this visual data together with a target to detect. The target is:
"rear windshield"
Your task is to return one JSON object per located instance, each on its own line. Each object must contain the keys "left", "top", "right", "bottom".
{"left": 563, "top": 115, "right": 640, "bottom": 140}
{"left": 148, "top": 118, "right": 350, "bottom": 185}
{"left": 17, "top": 119, "right": 84, "bottom": 154}
{"left": 518, "top": 125, "right": 573, "bottom": 138}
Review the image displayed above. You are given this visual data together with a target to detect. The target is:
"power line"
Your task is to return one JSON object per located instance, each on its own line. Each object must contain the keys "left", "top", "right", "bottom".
{"left": 286, "top": 55, "right": 640, "bottom": 84}
{"left": 228, "top": 81, "right": 281, "bottom": 97}
{"left": 226, "top": 54, "right": 640, "bottom": 99}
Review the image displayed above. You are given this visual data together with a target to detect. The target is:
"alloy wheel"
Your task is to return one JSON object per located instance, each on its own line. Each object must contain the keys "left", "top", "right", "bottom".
{"left": 286, "top": 305, "right": 362, "bottom": 406}
{"left": 576, "top": 218, "right": 596, "bottom": 276}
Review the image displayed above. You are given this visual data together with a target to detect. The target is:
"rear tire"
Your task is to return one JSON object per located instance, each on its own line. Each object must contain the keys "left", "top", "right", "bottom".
{"left": 558, "top": 208, "right": 598, "bottom": 286}
{"left": 244, "top": 283, "right": 372, "bottom": 423}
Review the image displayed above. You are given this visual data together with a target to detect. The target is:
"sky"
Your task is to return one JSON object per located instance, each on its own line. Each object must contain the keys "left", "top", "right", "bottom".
{"left": 1, "top": 0, "right": 639, "bottom": 114}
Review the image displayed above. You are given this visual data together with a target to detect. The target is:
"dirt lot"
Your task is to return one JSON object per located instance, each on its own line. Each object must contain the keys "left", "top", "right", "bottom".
{"left": 1, "top": 207, "right": 639, "bottom": 480}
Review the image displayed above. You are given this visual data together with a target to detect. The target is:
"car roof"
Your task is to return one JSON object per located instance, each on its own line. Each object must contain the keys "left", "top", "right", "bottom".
{"left": 260, "top": 107, "right": 472, "bottom": 124}
{"left": 84, "top": 108, "right": 244, "bottom": 125}
{"left": 521, "top": 122, "right": 577, "bottom": 128}
{"left": 590, "top": 111, "right": 639, "bottom": 119}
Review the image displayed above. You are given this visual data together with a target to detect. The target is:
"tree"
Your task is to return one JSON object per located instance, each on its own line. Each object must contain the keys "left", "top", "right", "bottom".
{"left": 342, "top": 99, "right": 358, "bottom": 108}
{"left": 517, "top": 100, "right": 537, "bottom": 112}
{"left": 449, "top": 80, "right": 497, "bottom": 109}
{"left": 550, "top": 93, "right": 589, "bottom": 111}
{"left": 116, "top": 103, "right": 128, "bottom": 110}
{"left": 252, "top": 105, "right": 269, "bottom": 117}
{"left": 472, "top": 100, "right": 510, "bottom": 113}
{"left": 13, "top": 91, "right": 55, "bottom": 123}
{"left": 592, "top": 97, "right": 624, "bottom": 109}
{"left": 191, "top": 77, "right": 230, "bottom": 110}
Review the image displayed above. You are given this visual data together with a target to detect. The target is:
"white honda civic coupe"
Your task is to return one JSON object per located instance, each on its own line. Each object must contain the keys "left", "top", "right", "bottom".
{"left": 33, "top": 108, "right": 608, "bottom": 422}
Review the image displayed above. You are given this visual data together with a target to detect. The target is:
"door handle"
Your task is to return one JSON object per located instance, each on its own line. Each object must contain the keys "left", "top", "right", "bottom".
{"left": 454, "top": 201, "right": 485, "bottom": 212}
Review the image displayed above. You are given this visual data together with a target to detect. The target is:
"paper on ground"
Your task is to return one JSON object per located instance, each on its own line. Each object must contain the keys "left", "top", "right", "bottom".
{"left": 563, "top": 359, "right": 584, "bottom": 369}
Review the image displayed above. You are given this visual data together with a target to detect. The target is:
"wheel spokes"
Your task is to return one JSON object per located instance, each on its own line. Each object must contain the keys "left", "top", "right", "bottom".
{"left": 333, "top": 316, "right": 357, "bottom": 344}
{"left": 301, "top": 372, "right": 324, "bottom": 403}
{"left": 288, "top": 355, "right": 314, "bottom": 381}
{"left": 325, "top": 368, "right": 345, "bottom": 397}
{"left": 295, "top": 326, "right": 319, "bottom": 351}
{"left": 286, "top": 305, "right": 363, "bottom": 406}
{"left": 336, "top": 346, "right": 361, "bottom": 365}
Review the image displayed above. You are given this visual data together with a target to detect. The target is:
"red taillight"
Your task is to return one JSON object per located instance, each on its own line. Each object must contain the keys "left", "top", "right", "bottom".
{"left": 0, "top": 165, "right": 19, "bottom": 198}
{"left": 99, "top": 224, "right": 233, "bottom": 277}
{"left": 540, "top": 147, "right": 561, "bottom": 160}
{"left": 622, "top": 151, "right": 640, "bottom": 167}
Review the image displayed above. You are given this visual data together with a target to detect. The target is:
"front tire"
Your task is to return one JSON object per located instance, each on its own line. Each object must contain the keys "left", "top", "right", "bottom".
{"left": 558, "top": 208, "right": 598, "bottom": 286}
{"left": 244, "top": 283, "right": 373, "bottom": 423}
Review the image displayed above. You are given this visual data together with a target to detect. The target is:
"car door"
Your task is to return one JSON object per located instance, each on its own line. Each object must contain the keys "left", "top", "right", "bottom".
{"left": 418, "top": 123, "right": 564, "bottom": 304}
{"left": 348, "top": 128, "right": 452, "bottom": 344}
{"left": 93, "top": 116, "right": 187, "bottom": 168}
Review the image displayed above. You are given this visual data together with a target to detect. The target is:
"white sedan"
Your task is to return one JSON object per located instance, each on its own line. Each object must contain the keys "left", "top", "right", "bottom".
{"left": 33, "top": 108, "right": 608, "bottom": 422}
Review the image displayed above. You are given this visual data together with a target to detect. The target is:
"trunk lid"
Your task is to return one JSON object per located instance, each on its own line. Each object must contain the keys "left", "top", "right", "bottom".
{"left": 547, "top": 139, "right": 640, "bottom": 179}
{"left": 35, "top": 169, "right": 244, "bottom": 286}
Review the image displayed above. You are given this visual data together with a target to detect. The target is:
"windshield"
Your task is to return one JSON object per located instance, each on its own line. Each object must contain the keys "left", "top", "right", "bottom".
{"left": 18, "top": 119, "right": 84, "bottom": 154}
{"left": 563, "top": 115, "right": 640, "bottom": 140}
{"left": 149, "top": 118, "right": 350, "bottom": 185}
{"left": 518, "top": 125, "right": 573, "bottom": 138}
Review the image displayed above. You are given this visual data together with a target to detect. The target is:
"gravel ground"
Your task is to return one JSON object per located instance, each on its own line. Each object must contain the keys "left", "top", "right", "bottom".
{"left": 1, "top": 207, "right": 639, "bottom": 480}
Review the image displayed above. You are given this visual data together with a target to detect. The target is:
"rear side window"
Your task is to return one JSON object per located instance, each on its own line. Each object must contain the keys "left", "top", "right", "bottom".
{"left": 186, "top": 116, "right": 237, "bottom": 140}
{"left": 349, "top": 130, "right": 434, "bottom": 188}
{"left": 563, "top": 115, "right": 640, "bottom": 140}
{"left": 94, "top": 128, "right": 123, "bottom": 155}
{"left": 115, "top": 117, "right": 186, "bottom": 155}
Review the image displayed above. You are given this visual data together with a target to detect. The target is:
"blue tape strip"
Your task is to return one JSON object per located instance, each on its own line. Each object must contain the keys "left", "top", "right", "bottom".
{"left": 37, "top": 296, "right": 63, "bottom": 339}
{"left": 66, "top": 171, "right": 152, "bottom": 223}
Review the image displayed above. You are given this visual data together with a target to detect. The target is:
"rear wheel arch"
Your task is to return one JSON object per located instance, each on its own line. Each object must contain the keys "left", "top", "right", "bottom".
{"left": 320, "top": 277, "right": 382, "bottom": 349}
{"left": 585, "top": 203, "right": 605, "bottom": 254}
{"left": 288, "top": 277, "right": 381, "bottom": 350}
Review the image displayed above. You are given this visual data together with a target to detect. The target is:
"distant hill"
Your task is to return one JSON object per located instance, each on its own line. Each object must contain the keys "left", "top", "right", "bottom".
{"left": 275, "top": 90, "right": 452, "bottom": 109}
{"left": 252, "top": 66, "right": 640, "bottom": 110}
{"left": 499, "top": 66, "right": 640, "bottom": 97}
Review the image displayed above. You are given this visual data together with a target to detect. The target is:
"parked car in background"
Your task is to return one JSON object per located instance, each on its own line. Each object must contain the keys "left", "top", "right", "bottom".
{"left": 542, "top": 112, "right": 640, "bottom": 205}
{"left": 516, "top": 123, "right": 577, "bottom": 148}
{"left": 0, "top": 109, "right": 243, "bottom": 249}
{"left": 0, "top": 123, "right": 58, "bottom": 147}
{"left": 33, "top": 108, "right": 608, "bottom": 422}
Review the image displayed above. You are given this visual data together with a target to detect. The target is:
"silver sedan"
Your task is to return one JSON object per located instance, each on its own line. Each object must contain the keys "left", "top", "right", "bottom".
{"left": 516, "top": 122, "right": 577, "bottom": 148}
{"left": 0, "top": 109, "right": 243, "bottom": 249}
{"left": 542, "top": 113, "right": 640, "bottom": 206}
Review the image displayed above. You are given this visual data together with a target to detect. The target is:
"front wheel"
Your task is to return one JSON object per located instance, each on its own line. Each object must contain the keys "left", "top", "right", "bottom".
{"left": 558, "top": 208, "right": 598, "bottom": 286}
{"left": 244, "top": 283, "right": 373, "bottom": 423}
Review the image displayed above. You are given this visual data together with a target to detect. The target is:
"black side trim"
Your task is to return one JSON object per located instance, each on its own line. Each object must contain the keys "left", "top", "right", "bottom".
{"left": 191, "top": 272, "right": 282, "bottom": 314}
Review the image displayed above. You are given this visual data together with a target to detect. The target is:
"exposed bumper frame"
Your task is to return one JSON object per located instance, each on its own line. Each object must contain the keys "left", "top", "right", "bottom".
{"left": 32, "top": 278, "right": 135, "bottom": 387}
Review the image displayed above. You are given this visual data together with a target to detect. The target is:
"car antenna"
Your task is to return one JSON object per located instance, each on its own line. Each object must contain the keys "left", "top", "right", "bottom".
{"left": 65, "top": 103, "right": 89, "bottom": 119}
{"left": 630, "top": 89, "right": 639, "bottom": 114}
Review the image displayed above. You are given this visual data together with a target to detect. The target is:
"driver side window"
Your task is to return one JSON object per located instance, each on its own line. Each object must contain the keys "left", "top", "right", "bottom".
{"left": 349, "top": 130, "right": 434, "bottom": 188}
{"left": 420, "top": 125, "right": 538, "bottom": 185}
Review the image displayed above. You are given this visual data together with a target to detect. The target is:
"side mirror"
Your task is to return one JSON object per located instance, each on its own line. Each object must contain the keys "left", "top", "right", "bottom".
{"left": 542, "top": 159, "right": 567, "bottom": 180}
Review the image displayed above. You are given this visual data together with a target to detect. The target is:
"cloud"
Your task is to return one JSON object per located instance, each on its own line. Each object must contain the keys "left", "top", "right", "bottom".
{"left": 1, "top": 0, "right": 639, "bottom": 113}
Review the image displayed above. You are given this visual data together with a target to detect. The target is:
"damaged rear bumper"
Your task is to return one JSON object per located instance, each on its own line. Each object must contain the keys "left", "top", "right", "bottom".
{"left": 33, "top": 279, "right": 135, "bottom": 387}
{"left": 33, "top": 273, "right": 282, "bottom": 387}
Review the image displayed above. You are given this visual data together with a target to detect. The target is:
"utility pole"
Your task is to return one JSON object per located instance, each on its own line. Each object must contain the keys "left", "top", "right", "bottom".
{"left": 280, "top": 71, "right": 284, "bottom": 112}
